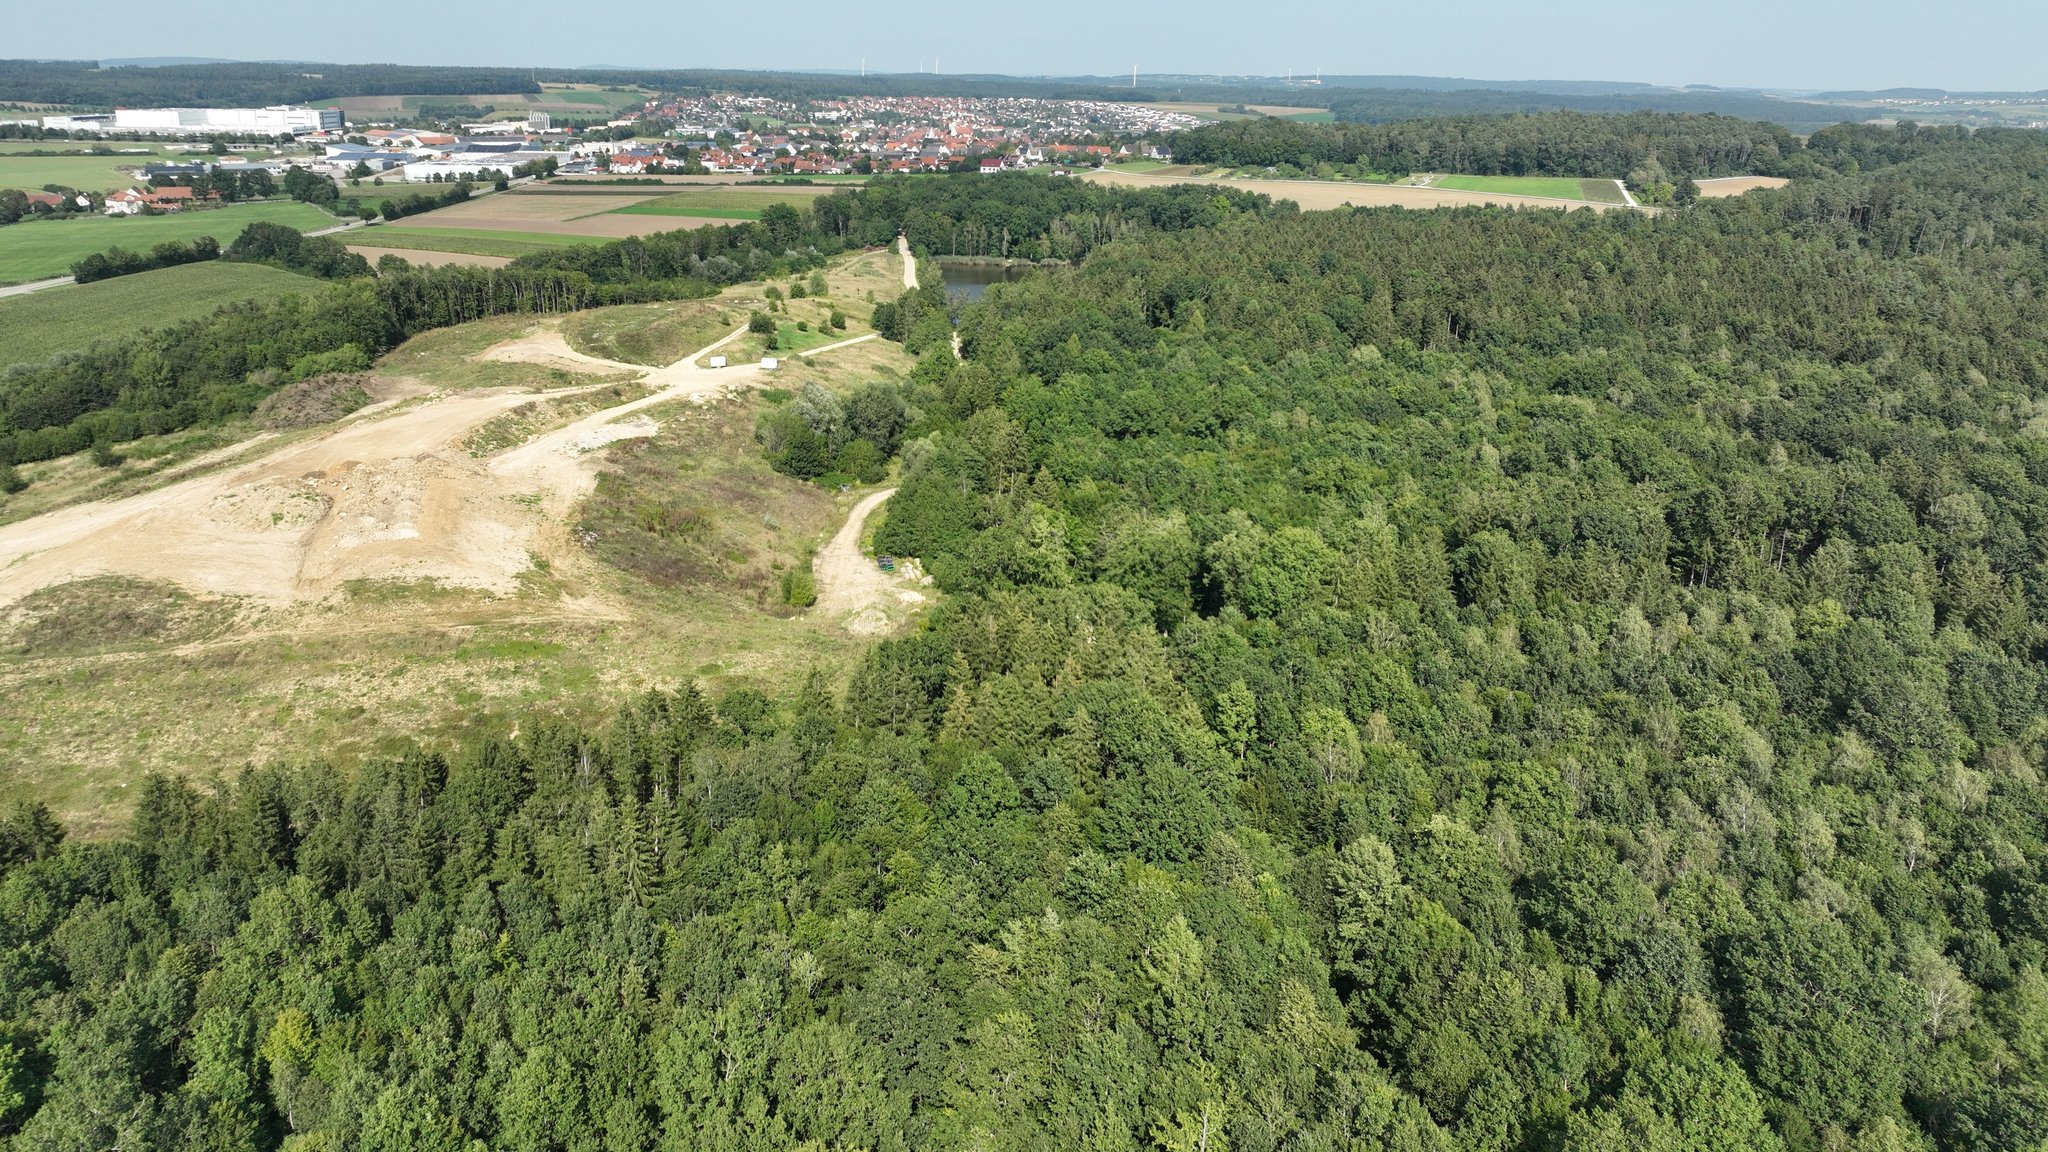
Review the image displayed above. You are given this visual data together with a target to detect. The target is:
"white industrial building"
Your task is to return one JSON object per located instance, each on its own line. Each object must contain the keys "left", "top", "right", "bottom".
{"left": 43, "top": 106, "right": 343, "bottom": 136}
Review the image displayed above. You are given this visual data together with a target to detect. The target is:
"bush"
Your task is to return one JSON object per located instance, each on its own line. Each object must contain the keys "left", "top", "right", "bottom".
{"left": 89, "top": 441, "right": 124, "bottom": 469}
{"left": 797, "top": 320, "right": 810, "bottom": 332}
{"left": 780, "top": 565, "right": 817, "bottom": 607}
{"left": 0, "top": 463, "right": 26, "bottom": 494}
{"left": 830, "top": 310, "right": 847, "bottom": 330}
{"left": 748, "top": 311, "right": 776, "bottom": 336}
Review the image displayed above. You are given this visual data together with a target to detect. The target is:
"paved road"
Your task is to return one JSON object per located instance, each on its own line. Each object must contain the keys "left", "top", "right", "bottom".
{"left": 0, "top": 276, "right": 77, "bottom": 298}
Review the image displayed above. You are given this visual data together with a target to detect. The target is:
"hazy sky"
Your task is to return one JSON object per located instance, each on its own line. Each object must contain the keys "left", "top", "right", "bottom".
{"left": 14, "top": 0, "right": 2045, "bottom": 92}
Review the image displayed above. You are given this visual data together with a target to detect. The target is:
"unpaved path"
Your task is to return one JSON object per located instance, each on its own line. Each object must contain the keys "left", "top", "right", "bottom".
{"left": 899, "top": 235, "right": 917, "bottom": 289}
{"left": 810, "top": 487, "right": 925, "bottom": 634}
{"left": 0, "top": 276, "right": 75, "bottom": 298}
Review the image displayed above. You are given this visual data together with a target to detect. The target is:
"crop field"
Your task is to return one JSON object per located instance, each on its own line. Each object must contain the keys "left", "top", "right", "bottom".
{"left": 386, "top": 186, "right": 714, "bottom": 238}
{"left": 1433, "top": 175, "right": 1627, "bottom": 203}
{"left": 0, "top": 201, "right": 339, "bottom": 284}
{"left": 611, "top": 185, "right": 833, "bottom": 219}
{"left": 340, "top": 226, "right": 609, "bottom": 258}
{"left": 0, "top": 262, "right": 320, "bottom": 368}
{"left": 1084, "top": 167, "right": 1637, "bottom": 213}
{"left": 346, "top": 245, "right": 513, "bottom": 269}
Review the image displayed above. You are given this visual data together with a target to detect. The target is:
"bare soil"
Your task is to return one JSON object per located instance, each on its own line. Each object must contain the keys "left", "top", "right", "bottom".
{"left": 810, "top": 487, "right": 928, "bottom": 635}
{"left": 1085, "top": 168, "right": 1637, "bottom": 213}
{"left": 1694, "top": 176, "right": 1792, "bottom": 197}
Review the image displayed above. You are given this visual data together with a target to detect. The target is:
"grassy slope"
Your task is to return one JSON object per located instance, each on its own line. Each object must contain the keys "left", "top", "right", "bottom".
{"left": 0, "top": 262, "right": 321, "bottom": 369}
{"left": 0, "top": 201, "right": 338, "bottom": 284}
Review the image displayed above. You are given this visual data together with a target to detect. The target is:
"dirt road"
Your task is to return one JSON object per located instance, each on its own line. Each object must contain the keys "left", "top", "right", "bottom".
{"left": 900, "top": 235, "right": 917, "bottom": 289}
{"left": 810, "top": 486, "right": 924, "bottom": 634}
{"left": 0, "top": 321, "right": 877, "bottom": 609}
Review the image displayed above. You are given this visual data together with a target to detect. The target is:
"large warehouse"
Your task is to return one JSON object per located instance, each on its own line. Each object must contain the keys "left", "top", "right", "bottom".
{"left": 42, "top": 105, "right": 344, "bottom": 135}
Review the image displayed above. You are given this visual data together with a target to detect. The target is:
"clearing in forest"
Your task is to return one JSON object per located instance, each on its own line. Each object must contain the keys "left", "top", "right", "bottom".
{"left": 0, "top": 245, "right": 924, "bottom": 832}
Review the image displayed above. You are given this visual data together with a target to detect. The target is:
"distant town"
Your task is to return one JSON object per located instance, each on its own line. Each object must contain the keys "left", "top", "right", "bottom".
{"left": 2, "top": 92, "right": 1201, "bottom": 214}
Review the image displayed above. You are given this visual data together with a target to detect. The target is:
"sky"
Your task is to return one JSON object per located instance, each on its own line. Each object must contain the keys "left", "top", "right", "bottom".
{"left": 13, "top": 0, "right": 2047, "bottom": 93}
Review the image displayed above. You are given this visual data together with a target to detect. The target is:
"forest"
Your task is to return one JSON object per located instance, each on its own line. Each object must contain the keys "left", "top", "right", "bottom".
{"left": 1164, "top": 111, "right": 1804, "bottom": 180}
{"left": 2, "top": 122, "right": 2048, "bottom": 1151}
{"left": 0, "top": 60, "right": 541, "bottom": 109}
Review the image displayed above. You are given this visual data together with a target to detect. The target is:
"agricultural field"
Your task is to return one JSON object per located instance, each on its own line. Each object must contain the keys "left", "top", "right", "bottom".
{"left": 0, "top": 148, "right": 179, "bottom": 194}
{"left": 610, "top": 185, "right": 833, "bottom": 220}
{"left": 0, "top": 262, "right": 321, "bottom": 369}
{"left": 1084, "top": 166, "right": 1637, "bottom": 213}
{"left": 0, "top": 200, "right": 339, "bottom": 284}
{"left": 382, "top": 185, "right": 682, "bottom": 238}
{"left": 1695, "top": 175, "right": 1792, "bottom": 197}
{"left": 1432, "top": 175, "right": 1628, "bottom": 203}
{"left": 346, "top": 245, "right": 512, "bottom": 269}
{"left": 342, "top": 226, "right": 609, "bottom": 259}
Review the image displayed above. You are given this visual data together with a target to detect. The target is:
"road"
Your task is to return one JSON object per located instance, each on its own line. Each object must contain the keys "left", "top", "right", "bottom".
{"left": 810, "top": 486, "right": 919, "bottom": 635}
{"left": 899, "top": 234, "right": 917, "bottom": 289}
{"left": 0, "top": 276, "right": 74, "bottom": 298}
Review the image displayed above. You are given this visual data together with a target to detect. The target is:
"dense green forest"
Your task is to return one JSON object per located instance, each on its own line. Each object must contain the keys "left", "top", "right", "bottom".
{"left": 0, "top": 60, "right": 541, "bottom": 108}
{"left": 1165, "top": 111, "right": 1802, "bottom": 180}
{"left": 1323, "top": 91, "right": 1839, "bottom": 134}
{"left": 4, "top": 123, "right": 2048, "bottom": 1151}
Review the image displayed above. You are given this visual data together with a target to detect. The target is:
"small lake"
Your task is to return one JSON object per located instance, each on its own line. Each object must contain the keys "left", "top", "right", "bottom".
{"left": 940, "top": 262, "right": 1042, "bottom": 304}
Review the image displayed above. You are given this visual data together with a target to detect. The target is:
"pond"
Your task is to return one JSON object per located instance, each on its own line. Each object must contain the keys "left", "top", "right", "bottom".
{"left": 940, "top": 261, "right": 1043, "bottom": 304}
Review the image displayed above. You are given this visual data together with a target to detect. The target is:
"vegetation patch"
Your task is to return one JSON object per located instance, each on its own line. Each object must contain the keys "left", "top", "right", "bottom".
{"left": 576, "top": 396, "right": 838, "bottom": 607}
{"left": 461, "top": 380, "right": 652, "bottom": 456}
{"left": 3, "top": 576, "right": 240, "bottom": 655}
{"left": 251, "top": 371, "right": 373, "bottom": 429}
{"left": 562, "top": 299, "right": 747, "bottom": 366}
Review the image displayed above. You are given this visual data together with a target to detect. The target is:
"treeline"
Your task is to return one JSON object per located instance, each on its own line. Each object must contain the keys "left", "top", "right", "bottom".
{"left": 0, "top": 59, "right": 538, "bottom": 107}
{"left": 223, "top": 221, "right": 370, "bottom": 279}
{"left": 1167, "top": 110, "right": 1803, "bottom": 180}
{"left": 70, "top": 236, "right": 218, "bottom": 283}
{"left": 811, "top": 173, "right": 1289, "bottom": 261}
{"left": 378, "top": 180, "right": 472, "bottom": 221}
{"left": 1327, "top": 88, "right": 1842, "bottom": 134}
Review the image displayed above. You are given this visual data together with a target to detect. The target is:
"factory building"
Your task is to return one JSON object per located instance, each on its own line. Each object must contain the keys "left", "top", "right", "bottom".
{"left": 43, "top": 106, "right": 344, "bottom": 136}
